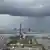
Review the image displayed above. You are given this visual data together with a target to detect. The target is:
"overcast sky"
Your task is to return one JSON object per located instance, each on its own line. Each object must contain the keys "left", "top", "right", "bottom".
{"left": 0, "top": 14, "right": 50, "bottom": 32}
{"left": 0, "top": 0, "right": 50, "bottom": 16}
{"left": 0, "top": 14, "right": 28, "bottom": 29}
{"left": 0, "top": 0, "right": 50, "bottom": 32}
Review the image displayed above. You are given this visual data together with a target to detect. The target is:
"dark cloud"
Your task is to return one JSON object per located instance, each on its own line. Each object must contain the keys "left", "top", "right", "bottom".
{"left": 0, "top": 0, "right": 50, "bottom": 17}
{"left": 9, "top": 7, "right": 50, "bottom": 17}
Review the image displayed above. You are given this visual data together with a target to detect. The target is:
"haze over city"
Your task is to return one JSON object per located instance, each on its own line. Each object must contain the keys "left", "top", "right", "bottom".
{"left": 0, "top": 14, "right": 50, "bottom": 33}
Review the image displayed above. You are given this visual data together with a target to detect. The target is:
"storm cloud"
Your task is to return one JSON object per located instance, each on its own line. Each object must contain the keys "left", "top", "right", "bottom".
{"left": 0, "top": 0, "right": 50, "bottom": 16}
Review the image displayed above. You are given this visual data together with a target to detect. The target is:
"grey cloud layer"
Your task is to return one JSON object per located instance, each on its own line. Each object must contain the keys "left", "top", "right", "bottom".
{"left": 0, "top": 0, "right": 50, "bottom": 16}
